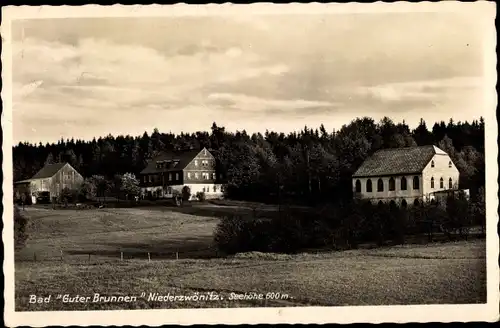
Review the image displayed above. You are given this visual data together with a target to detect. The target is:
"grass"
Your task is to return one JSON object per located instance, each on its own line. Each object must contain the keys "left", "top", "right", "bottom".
{"left": 14, "top": 206, "right": 486, "bottom": 311}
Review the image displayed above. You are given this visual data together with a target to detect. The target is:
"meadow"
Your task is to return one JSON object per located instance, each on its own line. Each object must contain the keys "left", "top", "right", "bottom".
{"left": 15, "top": 204, "right": 486, "bottom": 311}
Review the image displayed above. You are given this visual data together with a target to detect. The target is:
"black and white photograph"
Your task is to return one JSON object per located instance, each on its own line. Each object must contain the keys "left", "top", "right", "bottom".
{"left": 2, "top": 2, "right": 498, "bottom": 326}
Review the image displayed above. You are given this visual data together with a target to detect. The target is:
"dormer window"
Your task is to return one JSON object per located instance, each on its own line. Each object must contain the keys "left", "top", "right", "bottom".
{"left": 431, "top": 160, "right": 435, "bottom": 168}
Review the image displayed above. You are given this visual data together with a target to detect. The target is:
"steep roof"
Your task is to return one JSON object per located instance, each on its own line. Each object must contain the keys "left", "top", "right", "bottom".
{"left": 30, "top": 163, "right": 67, "bottom": 179}
{"left": 352, "top": 145, "right": 443, "bottom": 178}
{"left": 140, "top": 148, "right": 206, "bottom": 174}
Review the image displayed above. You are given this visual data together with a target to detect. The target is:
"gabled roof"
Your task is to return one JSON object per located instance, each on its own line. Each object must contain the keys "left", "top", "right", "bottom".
{"left": 352, "top": 145, "right": 445, "bottom": 178}
{"left": 140, "top": 148, "right": 209, "bottom": 174}
{"left": 30, "top": 163, "right": 67, "bottom": 179}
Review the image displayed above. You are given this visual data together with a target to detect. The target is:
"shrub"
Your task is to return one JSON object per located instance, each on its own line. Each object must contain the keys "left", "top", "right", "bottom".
{"left": 214, "top": 215, "right": 247, "bottom": 254}
{"left": 14, "top": 206, "right": 29, "bottom": 250}
{"left": 196, "top": 191, "right": 206, "bottom": 202}
{"left": 213, "top": 197, "right": 478, "bottom": 255}
{"left": 181, "top": 186, "right": 191, "bottom": 202}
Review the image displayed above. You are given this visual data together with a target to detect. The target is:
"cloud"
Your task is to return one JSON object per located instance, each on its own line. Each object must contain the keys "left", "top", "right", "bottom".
{"left": 11, "top": 36, "right": 298, "bottom": 142}
{"left": 207, "top": 92, "right": 336, "bottom": 114}
{"left": 10, "top": 13, "right": 487, "bottom": 143}
{"left": 331, "top": 77, "right": 485, "bottom": 114}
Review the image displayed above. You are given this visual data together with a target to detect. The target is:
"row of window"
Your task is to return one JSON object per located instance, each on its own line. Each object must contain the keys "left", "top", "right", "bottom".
{"left": 355, "top": 176, "right": 420, "bottom": 193}
{"left": 144, "top": 172, "right": 218, "bottom": 183}
{"left": 355, "top": 176, "right": 454, "bottom": 193}
{"left": 156, "top": 160, "right": 179, "bottom": 169}
{"left": 430, "top": 160, "right": 453, "bottom": 168}
{"left": 431, "top": 177, "right": 453, "bottom": 189}
{"left": 189, "top": 172, "right": 216, "bottom": 180}
{"left": 194, "top": 159, "right": 211, "bottom": 167}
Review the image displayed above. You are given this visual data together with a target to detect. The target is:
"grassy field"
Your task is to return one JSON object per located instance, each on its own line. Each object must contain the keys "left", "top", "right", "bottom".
{"left": 15, "top": 205, "right": 486, "bottom": 311}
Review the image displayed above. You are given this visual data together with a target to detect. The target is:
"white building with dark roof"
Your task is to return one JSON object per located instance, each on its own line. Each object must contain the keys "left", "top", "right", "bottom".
{"left": 139, "top": 147, "right": 225, "bottom": 200}
{"left": 352, "top": 145, "right": 461, "bottom": 206}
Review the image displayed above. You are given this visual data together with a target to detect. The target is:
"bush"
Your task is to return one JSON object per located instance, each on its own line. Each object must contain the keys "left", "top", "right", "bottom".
{"left": 181, "top": 186, "right": 191, "bottom": 202}
{"left": 196, "top": 191, "right": 206, "bottom": 202}
{"left": 214, "top": 197, "right": 478, "bottom": 255}
{"left": 14, "top": 206, "right": 29, "bottom": 250}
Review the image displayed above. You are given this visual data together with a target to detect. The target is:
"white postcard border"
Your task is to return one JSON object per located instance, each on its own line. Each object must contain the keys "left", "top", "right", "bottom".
{"left": 2, "top": 2, "right": 498, "bottom": 326}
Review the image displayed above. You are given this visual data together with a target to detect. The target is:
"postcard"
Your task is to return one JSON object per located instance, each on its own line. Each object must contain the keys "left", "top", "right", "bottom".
{"left": 2, "top": 2, "right": 498, "bottom": 326}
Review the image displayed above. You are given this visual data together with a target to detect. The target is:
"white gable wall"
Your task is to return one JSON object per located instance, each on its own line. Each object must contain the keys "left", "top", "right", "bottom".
{"left": 421, "top": 153, "right": 460, "bottom": 196}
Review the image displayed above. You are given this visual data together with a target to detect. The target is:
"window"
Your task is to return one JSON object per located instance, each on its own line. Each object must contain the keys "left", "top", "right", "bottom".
{"left": 449, "top": 178, "right": 453, "bottom": 189}
{"left": 431, "top": 177, "right": 434, "bottom": 189}
{"left": 144, "top": 176, "right": 147, "bottom": 183}
{"left": 366, "top": 179, "right": 372, "bottom": 192}
{"left": 148, "top": 176, "right": 152, "bottom": 183}
{"left": 168, "top": 173, "right": 172, "bottom": 181}
{"left": 413, "top": 176, "right": 420, "bottom": 190}
{"left": 195, "top": 172, "right": 199, "bottom": 179}
{"left": 401, "top": 199, "right": 408, "bottom": 208}
{"left": 194, "top": 160, "right": 199, "bottom": 166}
{"left": 213, "top": 185, "right": 217, "bottom": 192}
{"left": 187, "top": 172, "right": 192, "bottom": 179}
{"left": 175, "top": 173, "right": 179, "bottom": 180}
{"left": 355, "top": 180, "right": 361, "bottom": 193}
{"left": 202, "top": 187, "right": 205, "bottom": 192}
{"left": 431, "top": 160, "right": 435, "bottom": 168}
{"left": 389, "top": 177, "right": 395, "bottom": 191}
{"left": 377, "top": 179, "right": 384, "bottom": 192}
{"left": 212, "top": 173, "right": 216, "bottom": 180}
{"left": 203, "top": 172, "right": 209, "bottom": 180}
{"left": 448, "top": 161, "right": 452, "bottom": 168}
{"left": 401, "top": 177, "right": 407, "bottom": 190}
{"left": 440, "top": 177, "right": 444, "bottom": 188}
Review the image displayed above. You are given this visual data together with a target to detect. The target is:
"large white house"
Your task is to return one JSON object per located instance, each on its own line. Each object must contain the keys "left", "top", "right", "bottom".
{"left": 352, "top": 145, "right": 463, "bottom": 206}
{"left": 139, "top": 147, "right": 225, "bottom": 200}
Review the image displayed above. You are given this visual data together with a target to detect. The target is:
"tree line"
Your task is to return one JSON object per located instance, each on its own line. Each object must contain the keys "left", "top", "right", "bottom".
{"left": 13, "top": 116, "right": 485, "bottom": 204}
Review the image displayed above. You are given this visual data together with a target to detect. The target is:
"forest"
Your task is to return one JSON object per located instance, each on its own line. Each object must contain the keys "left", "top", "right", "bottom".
{"left": 13, "top": 116, "right": 485, "bottom": 205}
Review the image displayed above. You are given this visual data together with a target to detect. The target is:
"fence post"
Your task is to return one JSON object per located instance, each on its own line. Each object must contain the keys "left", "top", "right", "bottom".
{"left": 88, "top": 253, "right": 91, "bottom": 262}
{"left": 121, "top": 252, "right": 123, "bottom": 261}
{"left": 176, "top": 251, "right": 179, "bottom": 260}
{"left": 33, "top": 252, "right": 36, "bottom": 262}
{"left": 60, "top": 250, "right": 63, "bottom": 261}
{"left": 148, "top": 252, "right": 151, "bottom": 262}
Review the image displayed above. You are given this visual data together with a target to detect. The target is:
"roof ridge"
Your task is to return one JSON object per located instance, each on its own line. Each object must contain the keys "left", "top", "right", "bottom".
{"left": 353, "top": 145, "right": 440, "bottom": 178}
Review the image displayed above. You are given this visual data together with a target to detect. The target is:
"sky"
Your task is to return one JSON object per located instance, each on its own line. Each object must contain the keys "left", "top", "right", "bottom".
{"left": 10, "top": 11, "right": 489, "bottom": 144}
